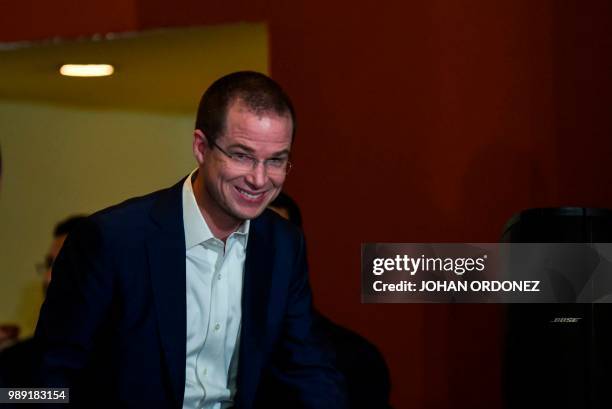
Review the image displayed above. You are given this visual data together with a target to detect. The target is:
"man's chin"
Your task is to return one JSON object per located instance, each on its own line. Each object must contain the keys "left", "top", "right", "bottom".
{"left": 229, "top": 205, "right": 268, "bottom": 221}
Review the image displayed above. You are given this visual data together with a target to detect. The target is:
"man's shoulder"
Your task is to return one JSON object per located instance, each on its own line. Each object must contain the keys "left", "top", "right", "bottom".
{"left": 93, "top": 187, "right": 168, "bottom": 222}
{"left": 77, "top": 179, "right": 184, "bottom": 242}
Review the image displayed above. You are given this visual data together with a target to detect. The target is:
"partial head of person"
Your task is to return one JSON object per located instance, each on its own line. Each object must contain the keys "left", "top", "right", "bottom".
{"left": 37, "top": 215, "right": 87, "bottom": 292}
{"left": 269, "top": 191, "right": 303, "bottom": 228}
{"left": 192, "top": 71, "right": 296, "bottom": 238}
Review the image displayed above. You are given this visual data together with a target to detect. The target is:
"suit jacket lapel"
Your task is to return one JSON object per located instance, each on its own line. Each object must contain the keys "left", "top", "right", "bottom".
{"left": 236, "top": 215, "right": 275, "bottom": 408}
{"left": 147, "top": 180, "right": 187, "bottom": 408}
{"left": 144, "top": 179, "right": 276, "bottom": 409}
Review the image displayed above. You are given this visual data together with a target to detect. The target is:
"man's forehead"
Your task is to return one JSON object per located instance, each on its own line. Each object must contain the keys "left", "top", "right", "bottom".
{"left": 227, "top": 98, "right": 292, "bottom": 123}
{"left": 221, "top": 102, "right": 292, "bottom": 141}
{"left": 223, "top": 131, "right": 292, "bottom": 151}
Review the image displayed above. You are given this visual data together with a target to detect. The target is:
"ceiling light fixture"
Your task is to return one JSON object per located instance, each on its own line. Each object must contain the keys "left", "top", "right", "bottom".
{"left": 59, "top": 64, "right": 114, "bottom": 77}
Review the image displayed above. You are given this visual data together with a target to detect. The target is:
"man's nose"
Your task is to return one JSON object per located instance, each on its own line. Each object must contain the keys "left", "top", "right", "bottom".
{"left": 244, "top": 162, "right": 268, "bottom": 188}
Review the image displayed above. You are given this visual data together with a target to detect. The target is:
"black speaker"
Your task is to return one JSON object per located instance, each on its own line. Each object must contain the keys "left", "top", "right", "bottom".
{"left": 501, "top": 208, "right": 612, "bottom": 409}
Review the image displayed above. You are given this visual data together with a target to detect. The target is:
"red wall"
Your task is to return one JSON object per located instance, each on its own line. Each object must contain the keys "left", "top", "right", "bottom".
{"left": 3, "top": 1, "right": 611, "bottom": 407}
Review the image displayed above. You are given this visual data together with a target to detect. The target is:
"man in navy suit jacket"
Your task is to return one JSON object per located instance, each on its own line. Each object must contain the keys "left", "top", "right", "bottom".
{"left": 34, "top": 72, "right": 346, "bottom": 408}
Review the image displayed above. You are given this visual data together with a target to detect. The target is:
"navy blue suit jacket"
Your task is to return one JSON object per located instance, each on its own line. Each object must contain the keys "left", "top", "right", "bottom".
{"left": 34, "top": 179, "right": 346, "bottom": 408}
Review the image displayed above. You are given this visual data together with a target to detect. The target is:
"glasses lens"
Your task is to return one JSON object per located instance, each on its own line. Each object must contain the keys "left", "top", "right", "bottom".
{"left": 266, "top": 161, "right": 290, "bottom": 177}
{"left": 225, "top": 156, "right": 290, "bottom": 176}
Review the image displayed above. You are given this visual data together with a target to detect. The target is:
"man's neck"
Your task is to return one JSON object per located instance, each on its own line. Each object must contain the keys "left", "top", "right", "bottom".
{"left": 192, "top": 173, "right": 241, "bottom": 242}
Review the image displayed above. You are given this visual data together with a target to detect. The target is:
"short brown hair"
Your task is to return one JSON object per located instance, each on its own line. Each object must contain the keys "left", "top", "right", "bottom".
{"left": 195, "top": 71, "right": 296, "bottom": 143}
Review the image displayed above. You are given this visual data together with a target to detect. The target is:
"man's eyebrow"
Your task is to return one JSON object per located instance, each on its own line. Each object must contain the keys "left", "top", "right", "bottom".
{"left": 225, "top": 144, "right": 290, "bottom": 157}
{"left": 225, "top": 143, "right": 255, "bottom": 153}
{"left": 269, "top": 149, "right": 291, "bottom": 157}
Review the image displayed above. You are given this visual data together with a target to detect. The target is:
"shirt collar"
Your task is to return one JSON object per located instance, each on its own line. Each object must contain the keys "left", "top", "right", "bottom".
{"left": 182, "top": 169, "right": 250, "bottom": 249}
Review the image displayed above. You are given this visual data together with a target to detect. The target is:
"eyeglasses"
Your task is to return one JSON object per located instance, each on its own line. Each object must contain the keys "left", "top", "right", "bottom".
{"left": 35, "top": 255, "right": 53, "bottom": 275}
{"left": 208, "top": 139, "right": 292, "bottom": 176}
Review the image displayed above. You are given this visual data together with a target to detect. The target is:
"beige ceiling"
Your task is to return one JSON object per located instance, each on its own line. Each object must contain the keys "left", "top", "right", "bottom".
{"left": 0, "top": 23, "right": 268, "bottom": 114}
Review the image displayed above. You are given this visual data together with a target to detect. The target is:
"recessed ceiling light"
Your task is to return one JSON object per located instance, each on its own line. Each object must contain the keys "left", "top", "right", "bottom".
{"left": 59, "top": 64, "right": 114, "bottom": 77}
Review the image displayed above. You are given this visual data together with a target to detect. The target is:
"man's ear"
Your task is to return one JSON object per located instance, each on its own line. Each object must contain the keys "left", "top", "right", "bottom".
{"left": 193, "top": 129, "right": 208, "bottom": 165}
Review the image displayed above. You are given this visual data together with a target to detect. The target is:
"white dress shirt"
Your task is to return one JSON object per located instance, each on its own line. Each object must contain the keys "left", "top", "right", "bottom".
{"left": 182, "top": 170, "right": 249, "bottom": 409}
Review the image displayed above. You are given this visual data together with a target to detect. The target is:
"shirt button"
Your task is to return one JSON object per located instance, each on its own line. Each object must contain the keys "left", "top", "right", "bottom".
{"left": 203, "top": 368, "right": 207, "bottom": 376}
{"left": 214, "top": 323, "right": 220, "bottom": 331}
{"left": 217, "top": 274, "right": 222, "bottom": 280}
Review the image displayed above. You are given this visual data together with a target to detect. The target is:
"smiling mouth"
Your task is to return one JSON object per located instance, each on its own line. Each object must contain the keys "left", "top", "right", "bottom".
{"left": 235, "top": 186, "right": 266, "bottom": 201}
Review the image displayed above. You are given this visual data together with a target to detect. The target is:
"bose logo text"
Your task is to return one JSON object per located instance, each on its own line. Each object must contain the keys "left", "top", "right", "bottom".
{"left": 550, "top": 317, "right": 582, "bottom": 323}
